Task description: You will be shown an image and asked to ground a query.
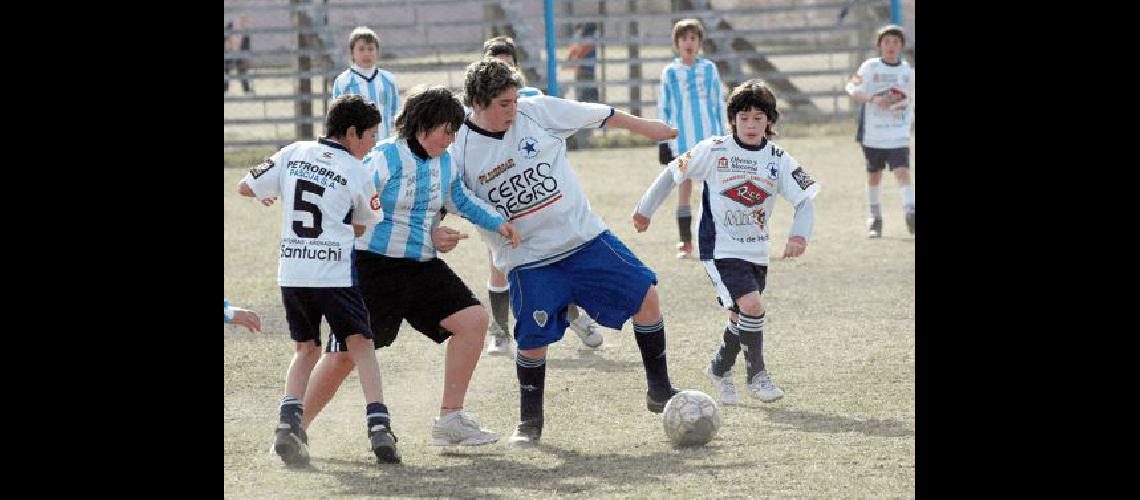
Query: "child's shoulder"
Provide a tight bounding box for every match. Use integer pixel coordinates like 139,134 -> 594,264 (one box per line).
377,68 -> 398,81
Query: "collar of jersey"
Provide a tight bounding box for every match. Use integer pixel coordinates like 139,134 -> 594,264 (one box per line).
879,58 -> 903,67
733,134 -> 767,151
318,137 -> 351,153
407,135 -> 430,161
465,118 -> 506,140
350,65 -> 379,82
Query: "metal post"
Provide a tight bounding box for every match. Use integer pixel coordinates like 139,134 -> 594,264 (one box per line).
628,0 -> 641,117
293,0 -> 313,139
544,0 -> 559,97
891,0 -> 901,25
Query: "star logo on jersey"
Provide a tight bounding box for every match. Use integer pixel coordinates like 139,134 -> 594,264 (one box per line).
721,180 -> 770,208
370,193 -> 381,211
767,162 -> 778,180
518,137 -> 540,159
717,157 -> 729,170
533,310 -> 548,328
322,152 -> 334,160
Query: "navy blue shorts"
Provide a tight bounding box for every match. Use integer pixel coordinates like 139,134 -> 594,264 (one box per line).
862,146 -> 910,172
280,286 -> 374,346
702,258 -> 768,313
508,231 -> 657,350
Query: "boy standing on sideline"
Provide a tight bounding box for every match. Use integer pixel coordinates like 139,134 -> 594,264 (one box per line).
656,19 -> 730,258
634,80 -> 820,405
333,27 -> 400,142
237,95 -> 400,465
845,24 -> 915,237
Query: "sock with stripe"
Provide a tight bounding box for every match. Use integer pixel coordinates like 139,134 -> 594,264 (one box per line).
709,322 -> 741,376
633,319 -> 673,399
488,283 -> 511,335
737,313 -> 767,382
516,352 -> 546,423
366,402 -> 391,433
279,396 -> 303,428
677,206 -> 693,244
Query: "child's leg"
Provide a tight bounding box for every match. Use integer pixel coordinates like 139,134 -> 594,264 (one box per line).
867,171 -> 883,220
709,313 -> 742,376
345,333 -> 399,463
632,286 -> 676,405
301,352 -> 356,429
734,292 -> 767,382
282,341 -> 322,425
676,179 -> 693,256
516,345 -> 549,425
893,167 -> 914,213
487,250 -> 511,337
438,305 -> 490,414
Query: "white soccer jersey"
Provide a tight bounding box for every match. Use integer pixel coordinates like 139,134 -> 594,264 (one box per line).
845,57 -> 915,148
242,138 -> 382,287
332,65 -> 400,141
657,57 -> 730,156
453,95 -> 614,273
358,137 -> 505,261
670,135 -> 820,264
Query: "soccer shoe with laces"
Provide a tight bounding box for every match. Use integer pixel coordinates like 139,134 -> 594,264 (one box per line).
867,217 -> 883,238
485,329 -> 512,356
430,411 -> 500,446
647,387 -> 681,413
747,370 -> 785,403
705,365 -> 739,405
508,418 -> 543,446
905,212 -> 915,235
369,423 -> 401,464
274,422 -> 310,466
676,241 -> 693,259
569,316 -> 604,348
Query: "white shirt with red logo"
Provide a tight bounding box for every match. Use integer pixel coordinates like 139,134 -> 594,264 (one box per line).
452,96 -> 614,273
241,138 -> 382,287
845,57 -> 915,148
670,135 -> 820,264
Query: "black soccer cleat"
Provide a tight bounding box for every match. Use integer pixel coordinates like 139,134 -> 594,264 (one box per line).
647,387 -> 681,413
369,424 -> 401,464
274,423 -> 310,467
508,418 -> 543,446
905,212 -> 915,235
867,217 -> 883,238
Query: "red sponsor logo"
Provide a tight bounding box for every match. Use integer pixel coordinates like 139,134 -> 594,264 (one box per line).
370,193 -> 381,211
717,157 -> 729,170
721,180 -> 770,208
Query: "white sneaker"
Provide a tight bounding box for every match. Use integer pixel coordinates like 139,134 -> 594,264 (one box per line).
485,332 -> 512,356
430,411 -> 500,446
747,370 -> 785,402
705,366 -> 739,405
570,316 -> 603,348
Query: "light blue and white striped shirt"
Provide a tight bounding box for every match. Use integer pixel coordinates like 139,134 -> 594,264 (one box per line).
332,65 -> 400,141
357,137 -> 505,261
657,57 -> 730,156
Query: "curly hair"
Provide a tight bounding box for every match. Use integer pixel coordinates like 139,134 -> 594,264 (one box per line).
727,79 -> 780,137
325,94 -> 382,139
463,59 -> 523,109
394,85 -> 464,141
483,36 -> 519,65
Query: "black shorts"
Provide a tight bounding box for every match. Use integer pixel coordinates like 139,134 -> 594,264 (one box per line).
327,251 -> 481,352
862,146 -> 910,172
702,258 -> 768,313
280,286 -> 374,346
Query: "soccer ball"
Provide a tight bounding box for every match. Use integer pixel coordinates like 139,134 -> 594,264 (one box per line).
662,390 -> 720,447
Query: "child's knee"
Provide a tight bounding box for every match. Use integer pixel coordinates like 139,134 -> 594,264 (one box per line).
295,341 -> 321,360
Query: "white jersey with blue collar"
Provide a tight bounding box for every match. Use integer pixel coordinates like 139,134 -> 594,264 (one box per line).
453,95 -> 614,273
357,137 -> 505,261
332,65 -> 400,141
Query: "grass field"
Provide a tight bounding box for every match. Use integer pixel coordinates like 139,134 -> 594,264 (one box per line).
224,134 -> 915,498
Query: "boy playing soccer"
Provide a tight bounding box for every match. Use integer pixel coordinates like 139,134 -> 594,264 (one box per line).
237,94 -> 399,465
845,24 -> 915,237
332,26 -> 400,142
656,18 -> 730,258
454,59 -> 683,445
634,80 -> 820,405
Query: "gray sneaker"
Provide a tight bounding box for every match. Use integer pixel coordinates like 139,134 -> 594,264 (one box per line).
705,365 -> 739,406
867,217 -> 883,238
485,326 -> 512,356
747,370 -> 785,403
905,212 -> 915,235
431,411 -> 500,446
569,316 -> 603,348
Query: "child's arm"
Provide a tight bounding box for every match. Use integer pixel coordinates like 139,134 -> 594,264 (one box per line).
605,110 -> 678,142
632,167 -> 679,232
782,198 -> 814,259
845,60 -> 872,102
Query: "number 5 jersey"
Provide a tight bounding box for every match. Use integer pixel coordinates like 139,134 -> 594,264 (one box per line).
241,137 -> 383,287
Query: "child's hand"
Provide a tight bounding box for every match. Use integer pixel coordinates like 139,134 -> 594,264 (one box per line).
498,222 -> 520,248
642,120 -> 679,142
432,226 -> 468,253
632,212 -> 651,233
230,307 -> 262,333
782,236 -> 807,259
260,196 -> 277,206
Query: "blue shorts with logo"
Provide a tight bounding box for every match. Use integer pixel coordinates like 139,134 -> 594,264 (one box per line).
507,230 -> 657,350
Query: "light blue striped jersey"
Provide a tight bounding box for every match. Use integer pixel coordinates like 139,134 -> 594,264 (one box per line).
332,65 -> 400,141
357,137 -> 505,261
657,57 -> 730,156
518,86 -> 543,97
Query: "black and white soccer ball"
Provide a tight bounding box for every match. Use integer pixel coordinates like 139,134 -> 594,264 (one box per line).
662,390 -> 720,447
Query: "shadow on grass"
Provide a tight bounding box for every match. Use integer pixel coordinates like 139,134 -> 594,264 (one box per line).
757,406 -> 913,438
309,440 -> 744,497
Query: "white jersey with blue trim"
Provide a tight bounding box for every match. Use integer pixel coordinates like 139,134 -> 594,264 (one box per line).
670,135 -> 820,265
242,138 -> 382,287
453,95 -> 614,273
845,57 -> 915,148
332,65 -> 400,141
657,57 -> 730,156
357,137 -> 506,261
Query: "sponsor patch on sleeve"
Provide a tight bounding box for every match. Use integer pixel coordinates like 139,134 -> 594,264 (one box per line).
370,193 -> 381,211
791,167 -> 816,190
249,158 -> 275,179
676,150 -> 693,175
